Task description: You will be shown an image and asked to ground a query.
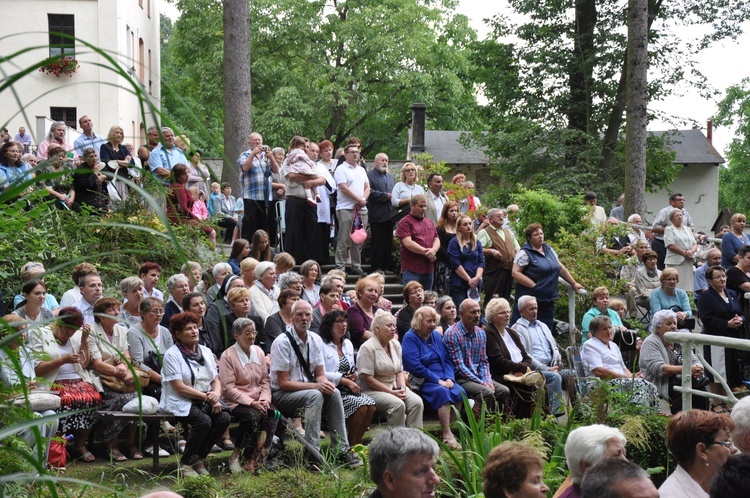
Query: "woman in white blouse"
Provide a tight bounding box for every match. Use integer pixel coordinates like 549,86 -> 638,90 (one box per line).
664,208 -> 697,292
161,312 -> 230,477
248,262 -> 280,322
357,310 -> 424,428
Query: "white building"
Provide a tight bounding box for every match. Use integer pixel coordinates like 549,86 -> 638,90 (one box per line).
0,0 -> 161,149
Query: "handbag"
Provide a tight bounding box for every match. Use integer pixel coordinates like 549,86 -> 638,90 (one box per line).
144,350 -> 163,374
390,204 -> 410,223
12,390 -> 61,411
503,370 -> 545,389
99,366 -> 151,393
350,207 -> 367,245
613,329 -> 639,351
48,438 -> 68,469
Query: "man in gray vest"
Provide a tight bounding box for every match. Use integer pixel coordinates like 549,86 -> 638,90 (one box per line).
477,208 -> 520,306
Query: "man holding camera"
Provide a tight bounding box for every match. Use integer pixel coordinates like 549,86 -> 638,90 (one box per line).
238,132 -> 279,240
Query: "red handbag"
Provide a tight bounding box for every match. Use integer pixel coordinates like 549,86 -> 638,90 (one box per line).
48,438 -> 68,469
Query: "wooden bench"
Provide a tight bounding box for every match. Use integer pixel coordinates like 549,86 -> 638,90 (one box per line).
96,411 -> 178,471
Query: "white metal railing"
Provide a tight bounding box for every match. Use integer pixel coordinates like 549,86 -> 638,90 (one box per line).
664,331 -> 750,409
559,278 -> 587,337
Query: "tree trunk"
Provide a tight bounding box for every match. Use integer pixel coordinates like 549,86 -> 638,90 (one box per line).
624,0 -> 648,218
598,0 -> 663,173
568,0 -> 597,134
222,0 -> 251,191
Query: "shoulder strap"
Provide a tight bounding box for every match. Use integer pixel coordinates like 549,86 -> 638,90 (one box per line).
283,330 -> 315,382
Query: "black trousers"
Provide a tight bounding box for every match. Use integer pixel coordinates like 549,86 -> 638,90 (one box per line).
284,197 -> 317,264
652,238 -> 667,270
483,267 -> 514,308
178,404 -> 230,465
369,220 -> 394,271
218,217 -> 237,244
316,222 -> 332,266
242,199 -> 269,241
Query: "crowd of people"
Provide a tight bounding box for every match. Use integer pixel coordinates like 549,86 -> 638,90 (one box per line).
3,125 -> 750,495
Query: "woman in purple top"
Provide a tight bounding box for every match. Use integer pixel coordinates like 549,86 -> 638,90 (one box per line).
346,277 -> 380,349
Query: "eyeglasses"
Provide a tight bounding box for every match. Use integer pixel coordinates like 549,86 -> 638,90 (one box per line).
711,275 -> 727,281
496,310 -> 511,315
334,319 -> 347,324
149,309 -> 165,315
709,440 -> 734,449
404,169 -> 416,173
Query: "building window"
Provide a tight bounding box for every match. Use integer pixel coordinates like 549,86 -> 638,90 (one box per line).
138,38 -> 145,84
148,49 -> 152,94
48,14 -> 75,58
50,107 -> 77,128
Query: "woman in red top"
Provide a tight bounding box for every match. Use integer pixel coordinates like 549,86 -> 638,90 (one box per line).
167,163 -> 217,246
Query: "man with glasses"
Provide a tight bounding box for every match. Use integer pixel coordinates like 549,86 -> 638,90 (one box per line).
334,144 -> 370,276
270,300 -> 362,469
443,299 -> 509,413
478,208 -> 520,304
651,193 -> 695,270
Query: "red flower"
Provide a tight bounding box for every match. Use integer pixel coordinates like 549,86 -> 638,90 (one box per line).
39,57 -> 79,78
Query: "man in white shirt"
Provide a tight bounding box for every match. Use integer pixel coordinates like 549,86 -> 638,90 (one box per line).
334,144 -> 370,276
512,296 -> 567,414
75,274 -> 103,325
73,115 -> 106,158
270,300 -> 362,468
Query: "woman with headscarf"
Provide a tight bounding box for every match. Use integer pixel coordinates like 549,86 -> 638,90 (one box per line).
28,307 -> 102,462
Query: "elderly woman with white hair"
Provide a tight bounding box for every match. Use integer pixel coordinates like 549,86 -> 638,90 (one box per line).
552,424 -> 627,498
639,309 -> 708,414
119,277 -> 145,328
731,396 -> 750,453
160,274 -> 191,328
358,309 -> 424,429
248,262 -> 280,322
402,306 -> 465,449
664,208 -> 697,292
219,318 -> 278,474
205,262 -> 233,307
582,315 -> 660,410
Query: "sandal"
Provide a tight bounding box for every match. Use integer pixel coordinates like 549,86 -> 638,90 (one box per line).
108,448 -> 127,462
74,448 -> 96,462
128,447 -> 144,460
442,438 -> 462,451
711,403 -> 731,414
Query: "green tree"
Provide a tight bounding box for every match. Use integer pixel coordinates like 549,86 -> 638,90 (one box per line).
469,0 -> 747,206
161,0 -> 482,159
716,78 -> 750,213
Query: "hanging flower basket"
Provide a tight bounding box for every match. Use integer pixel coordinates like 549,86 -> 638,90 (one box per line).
39,57 -> 79,78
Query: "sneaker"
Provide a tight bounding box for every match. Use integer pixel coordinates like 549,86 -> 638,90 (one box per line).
337,450 -> 363,469
144,446 -> 170,457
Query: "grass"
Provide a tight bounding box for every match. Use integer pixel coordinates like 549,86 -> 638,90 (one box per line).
30,418 -> 450,498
